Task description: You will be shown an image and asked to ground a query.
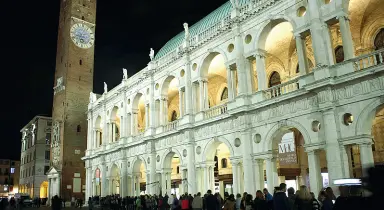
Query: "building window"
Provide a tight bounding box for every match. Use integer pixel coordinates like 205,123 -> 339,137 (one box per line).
45,151 -> 50,160
269,71 -> 281,87
335,45 -> 345,63
46,133 -> 51,145
79,59 -> 83,65
10,168 -> 15,174
171,111 -> 177,122
77,125 -> 81,133
221,87 -> 228,101
81,16 -> 85,20
221,158 -> 228,168
374,28 -> 384,50
44,166 -> 50,174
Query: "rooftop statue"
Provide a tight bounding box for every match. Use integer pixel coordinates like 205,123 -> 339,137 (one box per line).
184,23 -> 190,39
123,68 -> 128,80
104,82 -> 108,93
230,0 -> 240,9
149,48 -> 155,61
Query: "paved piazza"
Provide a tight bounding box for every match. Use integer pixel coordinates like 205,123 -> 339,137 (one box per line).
46,0 -> 384,201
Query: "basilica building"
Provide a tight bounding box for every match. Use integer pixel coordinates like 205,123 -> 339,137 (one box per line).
83,0 -> 384,199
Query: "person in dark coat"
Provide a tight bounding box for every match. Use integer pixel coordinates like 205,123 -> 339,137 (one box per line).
273,183 -> 291,210
205,190 -> 218,210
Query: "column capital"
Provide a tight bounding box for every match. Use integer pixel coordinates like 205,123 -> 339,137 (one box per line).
161,168 -> 172,173
201,161 -> 216,167
336,13 -> 350,22
255,49 -> 267,58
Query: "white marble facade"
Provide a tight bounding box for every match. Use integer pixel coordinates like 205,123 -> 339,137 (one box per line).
83,0 -> 384,199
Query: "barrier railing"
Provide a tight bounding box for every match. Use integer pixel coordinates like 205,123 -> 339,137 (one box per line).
353,49 -> 384,71
204,103 -> 228,119
263,78 -> 299,99
164,120 -> 179,132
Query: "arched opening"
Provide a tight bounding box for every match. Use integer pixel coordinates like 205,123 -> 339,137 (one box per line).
204,139 -> 234,195
95,116 -> 103,147
374,29 -> 384,50
220,87 -> 228,102
39,181 -> 48,198
159,76 -> 185,125
163,151 -> 182,196
94,168 -> 101,196
335,45 -> 345,63
265,127 -> 328,195
110,106 -> 121,142
269,71 -> 281,87
257,20 -> 305,90
351,104 -> 384,178
110,164 -> 120,195
132,93 -> 146,134
200,53 -> 229,111
132,159 -> 146,195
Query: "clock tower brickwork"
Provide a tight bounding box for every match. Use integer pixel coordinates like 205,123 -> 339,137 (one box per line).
50,0 -> 96,199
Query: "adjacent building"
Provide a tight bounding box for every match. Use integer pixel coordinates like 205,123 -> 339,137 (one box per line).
0,159 -> 20,197
19,116 -> 51,198
82,0 -> 384,199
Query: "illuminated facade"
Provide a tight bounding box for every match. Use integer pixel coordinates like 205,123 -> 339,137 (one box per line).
19,116 -> 51,198
83,0 -> 384,199
0,159 -> 20,197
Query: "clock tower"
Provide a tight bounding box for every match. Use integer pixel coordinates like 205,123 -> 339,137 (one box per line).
47,0 -> 96,200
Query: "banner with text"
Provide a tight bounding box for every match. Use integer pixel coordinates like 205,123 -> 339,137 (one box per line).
278,132 -> 297,165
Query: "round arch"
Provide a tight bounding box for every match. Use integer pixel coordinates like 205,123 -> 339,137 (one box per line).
94,116 -> 102,128
202,137 -> 235,162
262,120 -> 312,151
160,75 -> 178,96
110,106 -> 120,120
198,51 -> 228,78
109,163 -> 121,178
132,92 -> 144,109
161,148 -> 184,169
355,97 -> 384,135
255,17 -> 297,51
131,156 -> 147,173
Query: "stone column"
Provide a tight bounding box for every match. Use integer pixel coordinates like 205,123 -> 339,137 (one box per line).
234,28 -> 248,95
338,15 -> 355,60
149,79 -> 156,129
95,129 -> 100,147
159,97 -> 164,126
164,99 -> 169,124
265,157 -> 278,193
307,150 -> 323,195
121,161 -> 128,197
145,104 -> 149,129
57,176 -> 61,197
340,145 -> 352,178
187,143 -> 197,194
47,178 -> 51,205
135,174 -> 141,196
87,116 -> 92,150
241,131 -> 255,194
184,58 -> 193,115
323,109 -> 349,186
203,165 -> 209,193
199,80 -> 209,111
359,142 -> 375,177
295,33 -> 309,75
231,160 -> 240,195
86,168 -> 92,201
209,166 -> 215,191
130,175 -> 135,196
253,159 -> 264,192
166,171 -> 172,195
307,0 -> 333,66
180,169 -> 186,194
179,89 -> 184,117
112,122 -> 116,142
161,172 -> 167,196
150,153 -> 157,194
226,65 -> 235,100
101,164 -> 107,197
255,51 -> 267,90
131,109 -> 138,135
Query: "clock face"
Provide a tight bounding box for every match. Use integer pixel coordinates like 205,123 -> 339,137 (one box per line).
70,23 -> 95,49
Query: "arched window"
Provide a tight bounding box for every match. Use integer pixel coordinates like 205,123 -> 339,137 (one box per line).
269,71 -> 281,87
221,87 -> 228,101
221,158 -> 228,168
76,125 -> 81,133
171,111 -> 177,122
335,46 -> 345,63
374,28 -> 384,50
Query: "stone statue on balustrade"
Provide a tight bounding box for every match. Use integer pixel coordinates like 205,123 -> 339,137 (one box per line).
104,82 -> 108,93
123,68 -> 128,80
149,48 -> 155,61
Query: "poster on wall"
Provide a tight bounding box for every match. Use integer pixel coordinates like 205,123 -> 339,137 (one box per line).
278,132 -> 298,165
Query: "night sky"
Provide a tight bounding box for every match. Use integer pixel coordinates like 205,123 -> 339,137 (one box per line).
0,0 -> 228,160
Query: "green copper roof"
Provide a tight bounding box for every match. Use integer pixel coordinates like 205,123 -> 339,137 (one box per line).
155,0 -> 250,60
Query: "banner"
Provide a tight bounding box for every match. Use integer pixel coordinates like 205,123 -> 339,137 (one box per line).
278,132 -> 297,165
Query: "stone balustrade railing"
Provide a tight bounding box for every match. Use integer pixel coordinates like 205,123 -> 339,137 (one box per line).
204,103 -> 228,119
263,78 -> 300,99
354,49 -> 384,71
164,120 -> 179,132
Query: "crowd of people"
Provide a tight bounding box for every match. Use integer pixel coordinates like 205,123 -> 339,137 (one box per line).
87,182 -> 376,210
